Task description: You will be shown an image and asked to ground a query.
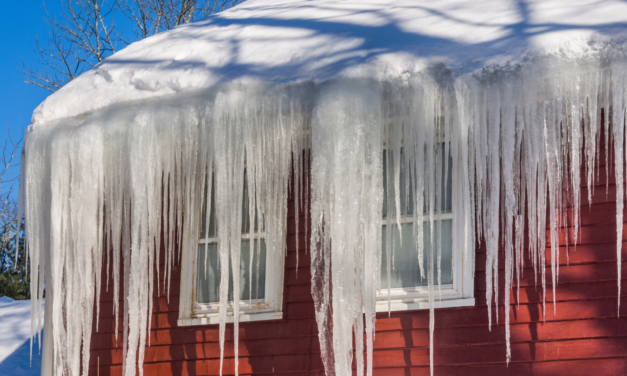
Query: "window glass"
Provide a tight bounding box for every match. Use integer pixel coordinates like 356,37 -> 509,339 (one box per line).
196,240 -> 267,303
381,149 -> 453,289
196,172 -> 267,304
382,151 -> 453,216
381,220 -> 453,289
199,175 -> 216,239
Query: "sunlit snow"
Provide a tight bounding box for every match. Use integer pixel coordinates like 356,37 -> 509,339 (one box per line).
0,297 -> 43,375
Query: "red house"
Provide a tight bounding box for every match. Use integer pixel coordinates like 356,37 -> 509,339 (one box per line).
22,1 -> 627,376
90,134 -> 627,376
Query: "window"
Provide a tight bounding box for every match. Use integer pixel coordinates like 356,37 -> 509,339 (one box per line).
376,149 -> 475,311
178,148 -> 473,325
178,172 -> 284,326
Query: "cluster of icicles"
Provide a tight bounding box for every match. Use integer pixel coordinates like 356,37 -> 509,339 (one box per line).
19,59 -> 627,376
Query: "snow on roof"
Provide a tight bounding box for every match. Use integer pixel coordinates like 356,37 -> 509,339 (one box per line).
0,297 -> 43,375
31,0 -> 627,126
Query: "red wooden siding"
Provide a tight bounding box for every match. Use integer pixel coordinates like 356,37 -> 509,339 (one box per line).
89,145 -> 627,376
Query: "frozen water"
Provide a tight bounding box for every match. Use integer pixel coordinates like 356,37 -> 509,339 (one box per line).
19,14 -> 627,376
22,62 -> 627,375
22,85 -> 309,376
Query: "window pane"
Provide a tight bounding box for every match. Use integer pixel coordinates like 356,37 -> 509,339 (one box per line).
196,240 -> 267,304
197,169 -> 267,305
241,171 -> 260,234
381,219 -> 453,289
382,150 -> 452,217
199,174 -> 217,239
197,243 -> 220,303
240,239 -> 266,301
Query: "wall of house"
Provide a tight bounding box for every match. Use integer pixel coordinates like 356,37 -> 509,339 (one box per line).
89,142 -> 627,376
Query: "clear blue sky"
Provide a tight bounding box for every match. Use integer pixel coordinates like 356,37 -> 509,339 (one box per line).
0,1 -> 66,196
0,2 -> 64,144
0,1 -> 138,194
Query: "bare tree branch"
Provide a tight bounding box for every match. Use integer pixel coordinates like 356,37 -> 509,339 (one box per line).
0,128 -> 24,280
0,128 -> 27,299
21,0 -> 121,92
23,0 -> 246,93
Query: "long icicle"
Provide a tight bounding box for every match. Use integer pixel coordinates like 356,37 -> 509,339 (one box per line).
21,61 -> 627,376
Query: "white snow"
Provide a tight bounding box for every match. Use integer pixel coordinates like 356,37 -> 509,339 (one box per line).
30,0 -> 627,127
20,1 -> 627,376
0,297 -> 44,375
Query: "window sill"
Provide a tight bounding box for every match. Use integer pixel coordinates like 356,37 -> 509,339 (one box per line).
178,311 -> 283,326
375,296 -> 475,312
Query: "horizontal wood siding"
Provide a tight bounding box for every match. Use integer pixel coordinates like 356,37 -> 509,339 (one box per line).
89,149 -> 627,376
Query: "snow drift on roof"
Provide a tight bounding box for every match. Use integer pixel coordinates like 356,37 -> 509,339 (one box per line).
31,0 -> 627,126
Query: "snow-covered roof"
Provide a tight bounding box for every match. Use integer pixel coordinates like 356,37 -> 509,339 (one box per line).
32,0 -> 627,126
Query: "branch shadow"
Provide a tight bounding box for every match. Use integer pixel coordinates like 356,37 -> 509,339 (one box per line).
43,0 -> 627,125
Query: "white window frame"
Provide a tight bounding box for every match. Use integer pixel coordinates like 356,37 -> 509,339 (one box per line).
376,213 -> 475,312
178,178 -> 285,326
178,150 -> 473,323
375,156 -> 475,312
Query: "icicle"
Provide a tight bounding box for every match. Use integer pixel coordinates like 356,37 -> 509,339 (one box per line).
21,58 -> 627,376
500,79 -> 517,363
310,79 -> 383,376
611,64 -> 627,316
21,84 -> 308,376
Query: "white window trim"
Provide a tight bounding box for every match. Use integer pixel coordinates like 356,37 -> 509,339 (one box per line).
375,212 -> 475,312
179,153 -> 474,324
178,188 -> 285,327
179,232 -> 285,326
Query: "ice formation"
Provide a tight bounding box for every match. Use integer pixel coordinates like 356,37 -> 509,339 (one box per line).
17,0 -> 627,371
21,85 -> 309,376
21,56 -> 627,376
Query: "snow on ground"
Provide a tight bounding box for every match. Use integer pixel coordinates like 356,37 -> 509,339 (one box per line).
0,296 -> 43,375
31,0 -> 627,127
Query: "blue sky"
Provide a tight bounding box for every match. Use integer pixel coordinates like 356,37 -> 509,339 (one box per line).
0,2 -> 63,144
0,1 -> 66,196
0,1 -> 138,195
